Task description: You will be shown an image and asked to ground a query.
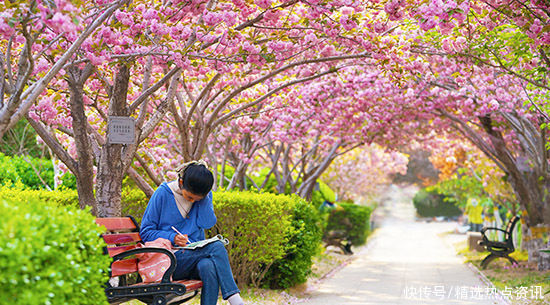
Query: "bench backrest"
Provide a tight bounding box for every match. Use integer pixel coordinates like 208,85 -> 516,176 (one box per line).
95,216 -> 141,277
504,215 -> 520,242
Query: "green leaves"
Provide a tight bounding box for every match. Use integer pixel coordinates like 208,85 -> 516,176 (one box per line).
263,198 -> 324,289
0,198 -> 110,305
208,190 -> 296,286
0,153 -> 77,190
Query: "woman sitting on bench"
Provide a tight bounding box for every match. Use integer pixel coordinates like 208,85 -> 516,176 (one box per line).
140,161 -> 244,305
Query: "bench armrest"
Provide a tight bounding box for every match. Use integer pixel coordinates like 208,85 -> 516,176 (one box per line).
480,227 -> 507,235
111,247 -> 177,284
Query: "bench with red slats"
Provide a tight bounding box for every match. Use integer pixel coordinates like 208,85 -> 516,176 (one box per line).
95,216 -> 202,305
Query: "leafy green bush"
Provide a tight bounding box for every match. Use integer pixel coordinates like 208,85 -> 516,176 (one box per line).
263,197 -> 324,289
0,198 -> 110,304
0,153 -> 76,190
126,186 -> 323,288
325,202 -> 373,246
412,188 -> 462,218
207,191 -> 295,287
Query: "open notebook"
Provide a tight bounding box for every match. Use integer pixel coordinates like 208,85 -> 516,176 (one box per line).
174,234 -> 229,250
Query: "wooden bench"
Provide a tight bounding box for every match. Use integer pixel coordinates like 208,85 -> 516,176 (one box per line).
95,216 -> 202,305
478,215 -> 520,269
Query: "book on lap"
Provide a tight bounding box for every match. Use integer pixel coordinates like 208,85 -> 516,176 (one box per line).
174,234 -> 229,250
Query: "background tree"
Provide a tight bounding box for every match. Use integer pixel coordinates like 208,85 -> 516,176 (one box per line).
0,0 -> 129,137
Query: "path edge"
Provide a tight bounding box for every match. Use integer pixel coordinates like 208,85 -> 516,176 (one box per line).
466,262 -> 512,305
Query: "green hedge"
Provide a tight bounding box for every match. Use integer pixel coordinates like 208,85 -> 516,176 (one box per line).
412,188 -> 462,218
325,202 -> 373,246
0,182 -> 149,220
123,188 -> 324,288
208,191 -> 295,287
263,197 -> 324,289
0,184 -> 79,207
0,198 -> 110,304
0,184 -> 326,290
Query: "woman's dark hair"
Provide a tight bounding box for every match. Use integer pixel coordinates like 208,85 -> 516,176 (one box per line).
179,164 -> 214,197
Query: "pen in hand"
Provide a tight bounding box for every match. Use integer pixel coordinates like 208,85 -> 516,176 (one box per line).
171,226 -> 189,246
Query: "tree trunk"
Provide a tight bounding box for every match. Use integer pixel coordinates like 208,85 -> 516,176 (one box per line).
298,141 -> 342,200
95,166 -> 124,217
127,167 -> 155,198
95,64 -> 130,217
227,161 -> 247,190
477,116 -> 547,262
66,64 -> 98,214
445,111 -> 548,262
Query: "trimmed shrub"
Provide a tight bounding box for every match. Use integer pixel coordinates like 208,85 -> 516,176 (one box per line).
325,202 -> 373,246
412,188 -> 462,218
0,183 -> 79,207
207,191 -> 295,287
0,198 -> 110,304
0,182 -> 151,221
263,197 -> 324,289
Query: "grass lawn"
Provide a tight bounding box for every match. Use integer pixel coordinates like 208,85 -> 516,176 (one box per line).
453,238 -> 549,305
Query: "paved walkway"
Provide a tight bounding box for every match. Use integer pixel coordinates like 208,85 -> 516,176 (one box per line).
301,185 -> 504,305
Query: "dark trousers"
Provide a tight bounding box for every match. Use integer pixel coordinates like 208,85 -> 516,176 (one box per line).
173,241 -> 239,305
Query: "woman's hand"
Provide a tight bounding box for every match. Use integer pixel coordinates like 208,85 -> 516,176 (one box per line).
174,234 -> 189,247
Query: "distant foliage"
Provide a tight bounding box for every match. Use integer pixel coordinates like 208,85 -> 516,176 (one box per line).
0,120 -> 44,158
0,153 -> 76,190
120,181 -> 150,223
249,167 -> 278,194
263,197 -> 324,289
412,188 -> 462,218
325,202 -> 373,246
0,198 -> 110,305
311,180 -> 337,208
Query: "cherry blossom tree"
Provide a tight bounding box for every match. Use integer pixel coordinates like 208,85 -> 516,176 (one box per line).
129,0 -> 399,193
5,0 -> 374,215
0,0 -> 130,138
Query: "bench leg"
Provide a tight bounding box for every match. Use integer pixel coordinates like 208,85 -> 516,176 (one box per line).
480,253 -> 498,269
505,255 -> 518,266
341,243 -> 353,255
150,295 -> 167,305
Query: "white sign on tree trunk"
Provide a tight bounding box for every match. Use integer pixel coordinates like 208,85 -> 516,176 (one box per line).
108,116 -> 135,144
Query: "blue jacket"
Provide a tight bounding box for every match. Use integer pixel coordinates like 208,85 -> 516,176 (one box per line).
140,182 -> 217,245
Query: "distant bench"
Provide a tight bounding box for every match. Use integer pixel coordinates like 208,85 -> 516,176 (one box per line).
478,215 -> 520,269
323,230 -> 353,255
95,217 -> 202,305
